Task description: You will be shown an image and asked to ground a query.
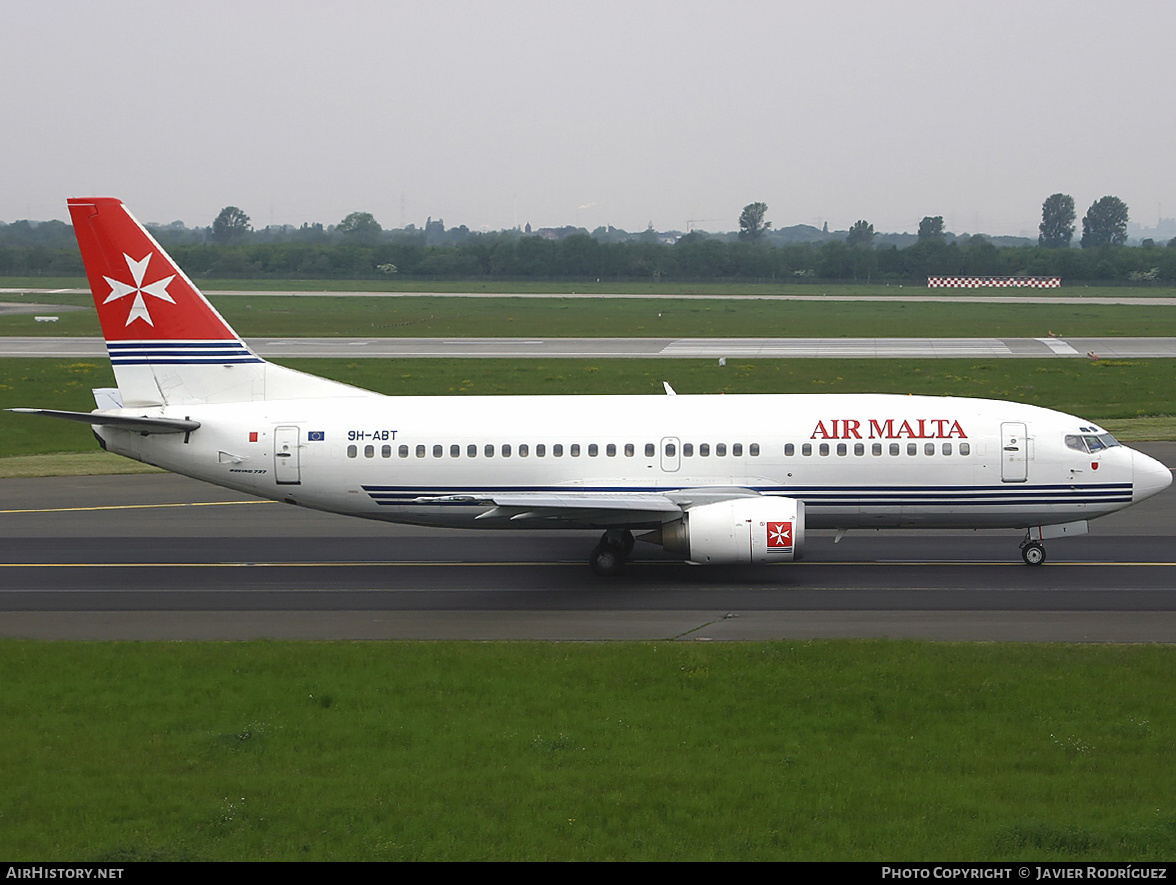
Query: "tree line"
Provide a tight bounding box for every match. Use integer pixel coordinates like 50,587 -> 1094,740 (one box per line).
2,197 -> 1173,284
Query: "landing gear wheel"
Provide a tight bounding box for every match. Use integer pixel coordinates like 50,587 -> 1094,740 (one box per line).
589,530 -> 631,576
590,543 -> 624,576
1021,541 -> 1046,566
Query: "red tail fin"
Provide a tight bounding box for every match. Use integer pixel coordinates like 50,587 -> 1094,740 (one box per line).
67,197 -> 368,407
68,198 -> 239,342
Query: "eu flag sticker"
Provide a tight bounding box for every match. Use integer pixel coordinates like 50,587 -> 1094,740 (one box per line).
308,431 -> 325,441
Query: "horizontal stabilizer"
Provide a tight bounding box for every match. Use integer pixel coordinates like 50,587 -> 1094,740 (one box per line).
7,408 -> 200,434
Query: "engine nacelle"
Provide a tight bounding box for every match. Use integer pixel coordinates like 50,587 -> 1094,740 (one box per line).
657,496 -> 805,564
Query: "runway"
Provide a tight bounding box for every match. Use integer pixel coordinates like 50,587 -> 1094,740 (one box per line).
2,443 -> 1173,642
4,335 -> 1176,359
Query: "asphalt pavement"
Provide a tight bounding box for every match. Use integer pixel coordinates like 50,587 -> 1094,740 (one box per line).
1,444 -> 1172,641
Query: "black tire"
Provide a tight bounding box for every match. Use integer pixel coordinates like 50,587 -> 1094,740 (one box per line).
1021,542 -> 1046,566
590,544 -> 624,576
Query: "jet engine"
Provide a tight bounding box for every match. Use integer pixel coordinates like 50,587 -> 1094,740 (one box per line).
653,496 -> 805,564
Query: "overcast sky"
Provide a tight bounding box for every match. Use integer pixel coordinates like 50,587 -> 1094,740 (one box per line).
4,0 -> 1173,236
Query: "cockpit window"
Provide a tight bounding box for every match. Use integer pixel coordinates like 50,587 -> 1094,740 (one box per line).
1065,432 -> 1120,453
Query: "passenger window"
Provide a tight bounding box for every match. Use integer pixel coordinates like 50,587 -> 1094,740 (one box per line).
433,444 -> 443,458
450,444 -> 460,458
960,443 -> 971,455
347,445 -> 357,458
416,445 -> 425,458
819,444 -> 829,456
571,444 -> 581,457
588,444 -> 598,457
750,444 -> 760,456
716,443 -> 727,456
664,443 -> 675,457
942,443 -> 952,455
645,443 -> 655,457
536,444 -> 546,457
467,444 -> 477,458
854,443 -> 864,456
700,443 -> 710,456
625,443 -> 634,457
382,445 -> 392,458
784,443 -> 795,456
907,443 -> 917,456
890,443 -> 900,456
606,444 -> 616,457
502,444 -> 511,457
925,443 -> 935,456
836,443 -> 847,456
364,445 -> 375,458
683,443 -> 694,457
872,443 -> 882,456
732,443 -> 742,456
553,444 -> 563,457
485,444 -> 494,457
519,444 -> 529,457
802,443 -> 812,456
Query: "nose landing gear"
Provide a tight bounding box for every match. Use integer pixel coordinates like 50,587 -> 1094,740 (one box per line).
1017,521 -> 1088,565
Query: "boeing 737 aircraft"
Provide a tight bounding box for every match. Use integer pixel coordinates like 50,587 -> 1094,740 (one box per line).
10,198 -> 1172,574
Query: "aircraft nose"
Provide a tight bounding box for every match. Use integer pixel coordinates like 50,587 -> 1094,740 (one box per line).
1132,448 -> 1173,503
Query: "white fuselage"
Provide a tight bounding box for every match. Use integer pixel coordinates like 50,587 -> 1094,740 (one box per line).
94,392 -> 1169,533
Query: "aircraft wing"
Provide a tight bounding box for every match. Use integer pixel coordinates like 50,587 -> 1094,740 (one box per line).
408,487 -> 763,528
408,490 -> 681,527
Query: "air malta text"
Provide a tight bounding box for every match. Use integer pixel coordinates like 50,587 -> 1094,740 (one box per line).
810,419 -> 968,440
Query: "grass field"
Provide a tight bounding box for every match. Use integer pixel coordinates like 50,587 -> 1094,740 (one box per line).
3,285 -> 1176,339
2,640 -> 1175,862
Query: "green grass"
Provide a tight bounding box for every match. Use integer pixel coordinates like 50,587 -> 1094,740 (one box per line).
0,359 -> 118,458
3,289 -> 1176,338
1101,415 -> 1176,440
0,451 -> 162,478
1,640 -> 1174,861
2,357 -> 1173,466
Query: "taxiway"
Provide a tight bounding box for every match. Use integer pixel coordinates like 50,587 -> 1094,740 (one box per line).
2,443 -> 1172,642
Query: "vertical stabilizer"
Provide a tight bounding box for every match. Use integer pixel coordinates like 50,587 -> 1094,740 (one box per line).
68,198 -> 367,406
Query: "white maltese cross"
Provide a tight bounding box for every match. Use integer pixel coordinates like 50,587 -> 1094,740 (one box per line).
767,522 -> 792,547
102,253 -> 176,326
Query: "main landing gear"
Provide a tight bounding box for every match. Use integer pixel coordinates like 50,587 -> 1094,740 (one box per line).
1020,537 -> 1047,566
589,529 -> 635,576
